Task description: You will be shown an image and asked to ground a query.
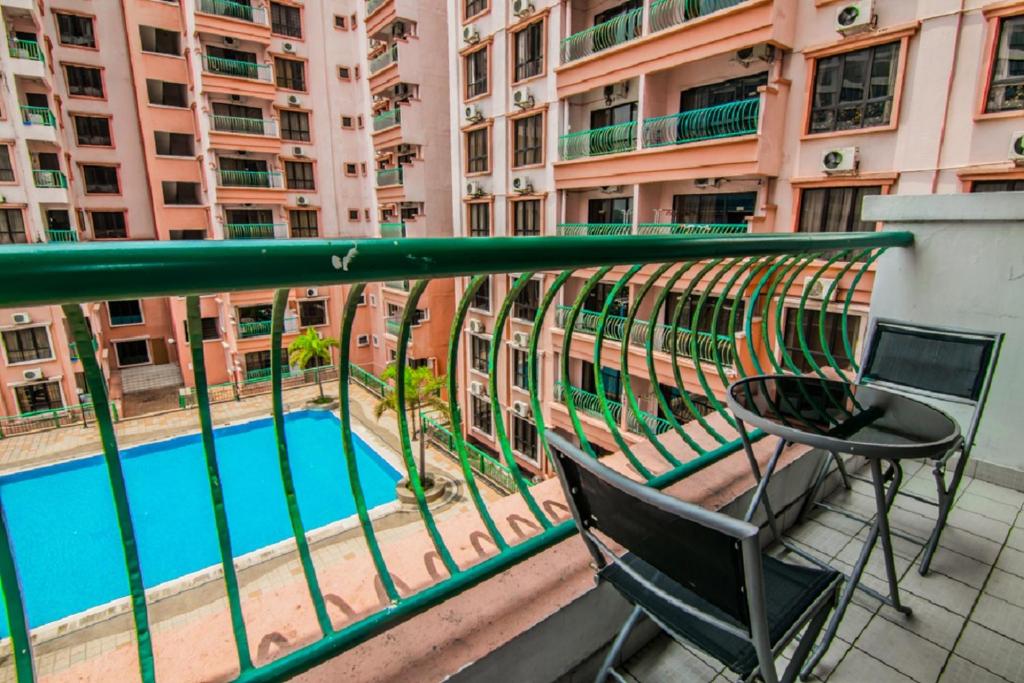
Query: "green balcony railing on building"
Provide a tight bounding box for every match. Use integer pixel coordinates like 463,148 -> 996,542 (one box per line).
556,223 -> 632,236
110,313 -> 144,326
350,364 -> 391,398
225,223 -> 282,239
210,114 -> 277,137
555,383 -> 623,424
642,97 -> 760,148
0,231 -> 912,683
68,338 -> 98,362
244,366 -> 294,383
0,403 -> 116,439
384,279 -> 411,291
561,6 -> 642,63
47,229 -> 79,243
559,120 -> 637,160
20,106 -> 55,127
369,44 -> 398,74
202,54 -> 272,82
217,169 -> 283,188
376,167 -> 403,187
197,0 -> 268,24
385,317 -> 401,336
380,222 -> 406,238
649,0 -> 749,33
238,320 -> 273,338
636,222 -> 748,236
422,415 -> 522,494
373,108 -> 401,131
33,169 -> 67,189
366,0 -> 389,16
8,38 -> 43,62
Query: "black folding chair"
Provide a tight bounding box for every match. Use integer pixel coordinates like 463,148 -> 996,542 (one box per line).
547,433 -> 841,683
803,319 -> 1002,575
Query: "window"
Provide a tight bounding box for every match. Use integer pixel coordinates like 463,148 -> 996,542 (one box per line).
3,327 -> 52,363
971,179 -> 1024,192
65,65 -> 104,97
783,308 -> 861,373
280,110 -> 310,141
341,115 -> 354,129
108,300 -> 143,325
115,339 -> 150,366
472,276 -> 490,310
511,199 -> 541,236
513,279 -> 540,320
511,348 -> 529,390
275,57 -> 306,91
344,163 -> 358,176
289,209 -> 318,237
271,2 -> 302,38
348,209 -> 359,221
139,26 -> 180,55
47,210 -> 72,232
465,47 -> 488,99
73,115 -> 111,146
470,335 -> 490,372
680,72 -> 768,110
91,211 -> 128,238
334,15 -> 347,29
511,415 -> 537,461
169,229 -> 207,240
0,146 -> 13,182
468,202 -> 490,237
56,13 -> 95,48
512,114 -> 543,167
299,300 -> 327,327
587,197 -> 632,224
513,20 -> 543,82
0,210 -> 26,244
162,181 -> 202,205
669,292 -> 743,337
146,79 -> 187,107
797,186 -> 882,233
671,191 -> 756,225
470,395 -> 491,434
338,66 -> 351,79
987,16 -> 1024,112
82,165 -> 119,194
595,0 -> 642,25
466,127 -> 489,174
465,0 -> 487,18
285,160 -> 314,190
154,131 -> 194,156
15,382 -> 63,414
810,42 -> 899,134
184,317 -> 220,341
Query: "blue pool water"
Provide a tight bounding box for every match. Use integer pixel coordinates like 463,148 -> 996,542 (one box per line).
0,411 -> 401,633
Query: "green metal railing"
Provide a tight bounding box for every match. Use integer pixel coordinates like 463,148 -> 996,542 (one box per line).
376,167 -> 403,187
422,415 -> 520,494
0,403 -> 118,439
561,7 -> 642,63
649,0 -> 748,32
643,97 -> 760,148
556,223 -> 632,236
202,54 -> 272,82
0,232 -> 912,683
47,229 -> 78,243
350,364 -> 391,398
217,169 -> 283,188
110,313 -> 143,326
366,0 -> 388,16
32,169 -> 67,189
559,120 -> 637,160
384,279 -> 411,291
197,0 -> 268,24
8,38 -> 43,62
210,114 -> 277,137
20,106 -> 55,127
225,223 -> 282,239
385,317 -> 401,336
373,108 -> 401,131
238,320 -> 273,337
369,44 -> 398,74
637,222 -> 748,236
380,222 -> 406,238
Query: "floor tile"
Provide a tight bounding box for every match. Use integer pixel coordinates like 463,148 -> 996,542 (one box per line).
926,547 -> 994,589
623,635 -> 719,683
982,569 -> 1024,610
1005,527 -> 1024,552
954,622 -> 1024,682
966,480 -> 1024,509
854,616 -> 947,682
787,520 -> 855,560
827,646 -> 916,683
939,526 -> 1003,566
956,492 -> 1021,525
947,509 -> 1012,544
876,588 -> 967,651
900,569 -> 980,616
993,546 -> 1024,579
939,655 -> 1010,683
969,593 -> 1024,646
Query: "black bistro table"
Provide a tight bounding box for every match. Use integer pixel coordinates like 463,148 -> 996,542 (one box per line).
726,374 -> 960,677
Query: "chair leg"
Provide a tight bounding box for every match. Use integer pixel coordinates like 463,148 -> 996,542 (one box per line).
920,453 -> 966,576
595,605 -> 644,683
784,597 -> 833,683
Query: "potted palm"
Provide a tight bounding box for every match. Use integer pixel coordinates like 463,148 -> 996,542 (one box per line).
288,328 -> 340,408
373,363 -> 447,488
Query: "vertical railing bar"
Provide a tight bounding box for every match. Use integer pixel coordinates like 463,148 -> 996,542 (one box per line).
61,304 -> 155,683
0,502 -> 34,682
743,254 -> 796,376
528,270 -> 575,469
270,288 -> 332,636
816,250 -> 872,382
761,254 -> 814,375
709,256 -> 764,379
185,296 -> 253,670
842,248 -> 887,373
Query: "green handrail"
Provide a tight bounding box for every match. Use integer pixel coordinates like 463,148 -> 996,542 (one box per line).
421,415 -> 521,493
33,169 -> 67,189
21,106 -> 55,126
238,320 -> 272,337
47,229 -> 78,243
369,44 -> 398,74
217,169 -> 282,188
244,366 -> 294,383
225,223 -> 282,239
380,222 -> 406,238
111,313 -> 143,325
649,0 -> 748,32
555,384 -> 623,425
350,364 -> 391,397
376,167 -> 403,187
373,108 -> 401,131
210,114 -> 276,136
636,223 -> 748,235
561,7 -> 642,63
556,223 -> 632,236
642,97 -> 760,148
197,0 -> 267,24
8,38 -> 43,62
202,54 -> 272,81
559,120 -> 637,160
385,317 -> 401,336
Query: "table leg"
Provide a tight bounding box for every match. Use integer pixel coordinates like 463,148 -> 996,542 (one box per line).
870,458 -> 910,615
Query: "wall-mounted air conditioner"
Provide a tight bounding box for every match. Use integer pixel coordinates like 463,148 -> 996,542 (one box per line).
512,88 -> 534,110
803,277 -> 836,302
821,147 -> 859,174
466,181 -> 485,197
511,331 -> 530,348
463,25 -> 480,44
469,381 -> 485,396
468,318 -> 485,334
305,287 -> 319,298
465,105 -> 484,123
1010,131 -> 1024,165
11,312 -> 31,325
512,176 -> 534,194
835,0 -> 875,35
22,368 -> 43,381
511,400 -> 530,417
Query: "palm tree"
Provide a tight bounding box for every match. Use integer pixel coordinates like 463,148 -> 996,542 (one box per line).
288,328 -> 340,402
373,363 -> 447,484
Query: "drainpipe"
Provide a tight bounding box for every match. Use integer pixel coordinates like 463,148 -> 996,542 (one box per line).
930,0 -> 966,194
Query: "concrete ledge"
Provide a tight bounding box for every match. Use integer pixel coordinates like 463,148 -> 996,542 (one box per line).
863,191 -> 1024,222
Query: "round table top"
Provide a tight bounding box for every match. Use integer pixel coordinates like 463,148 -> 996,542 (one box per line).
726,375 -> 961,460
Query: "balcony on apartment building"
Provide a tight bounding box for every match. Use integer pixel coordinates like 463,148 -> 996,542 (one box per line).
43,208 -> 79,244
207,97 -> 280,153
365,0 -> 419,36
4,11 -> 45,79
199,41 -> 275,98
221,207 -> 284,239
195,0 -> 271,43
214,155 -> 287,203
556,0 -> 794,96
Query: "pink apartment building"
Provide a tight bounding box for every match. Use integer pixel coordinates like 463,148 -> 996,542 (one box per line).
0,0 -> 455,425
448,0 -> 1024,481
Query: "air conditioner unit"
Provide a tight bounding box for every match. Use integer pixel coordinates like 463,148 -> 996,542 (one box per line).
511,400 -> 531,417
22,368 -> 43,381
512,176 -> 534,194
469,380 -> 485,396
465,104 -> 483,123
512,87 -> 534,109
296,196 -> 309,205
288,95 -> 300,105
230,94 -> 242,102
511,331 -> 530,348
835,0 -> 875,36
803,277 -> 836,302
1010,131 -> 1024,165
293,146 -> 305,156
468,318 -> 485,334
283,42 -> 295,53
397,143 -> 414,154
11,312 -> 31,325
600,185 -> 622,194
463,25 -> 480,44
821,146 -> 859,174
305,287 -> 319,298
733,44 -> 775,68
224,37 -> 236,46
512,0 -> 535,17
694,177 -> 720,189
466,181 -> 485,197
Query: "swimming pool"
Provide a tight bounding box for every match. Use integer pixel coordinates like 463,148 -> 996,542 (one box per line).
0,411 -> 402,634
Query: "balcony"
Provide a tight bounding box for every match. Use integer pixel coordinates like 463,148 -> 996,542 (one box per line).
559,121 -> 637,160
202,54 -> 271,82
369,44 -> 398,75
237,319 -> 272,338
560,7 -> 643,64
209,114 -> 276,137
385,317 -> 401,336
196,0 -> 268,25
216,169 -> 281,188
46,229 -> 79,243
384,279 -> 411,291
208,113 -> 279,153
32,169 -> 67,189
20,105 -> 54,127
8,37 -> 42,62
557,222 -> 748,237
195,0 -> 271,43
380,222 -> 406,238
224,222 -> 282,239
200,53 -> 275,98
373,108 -> 401,132
215,168 -> 287,203
366,0 -> 388,17
376,166 -> 403,188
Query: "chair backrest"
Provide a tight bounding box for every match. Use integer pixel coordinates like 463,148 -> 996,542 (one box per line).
547,432 -> 760,628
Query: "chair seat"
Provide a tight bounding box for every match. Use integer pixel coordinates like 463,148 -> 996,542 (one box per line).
600,552 -> 839,677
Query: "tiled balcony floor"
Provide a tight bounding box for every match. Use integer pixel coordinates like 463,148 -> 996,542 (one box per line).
620,460 -> 1024,683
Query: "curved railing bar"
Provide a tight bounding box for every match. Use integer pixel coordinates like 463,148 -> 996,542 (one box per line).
0,501 -> 33,682
695,256 -> 747,403
815,249 -> 873,382
726,255 -> 774,379
528,270 -> 576,470
843,248 -> 887,374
